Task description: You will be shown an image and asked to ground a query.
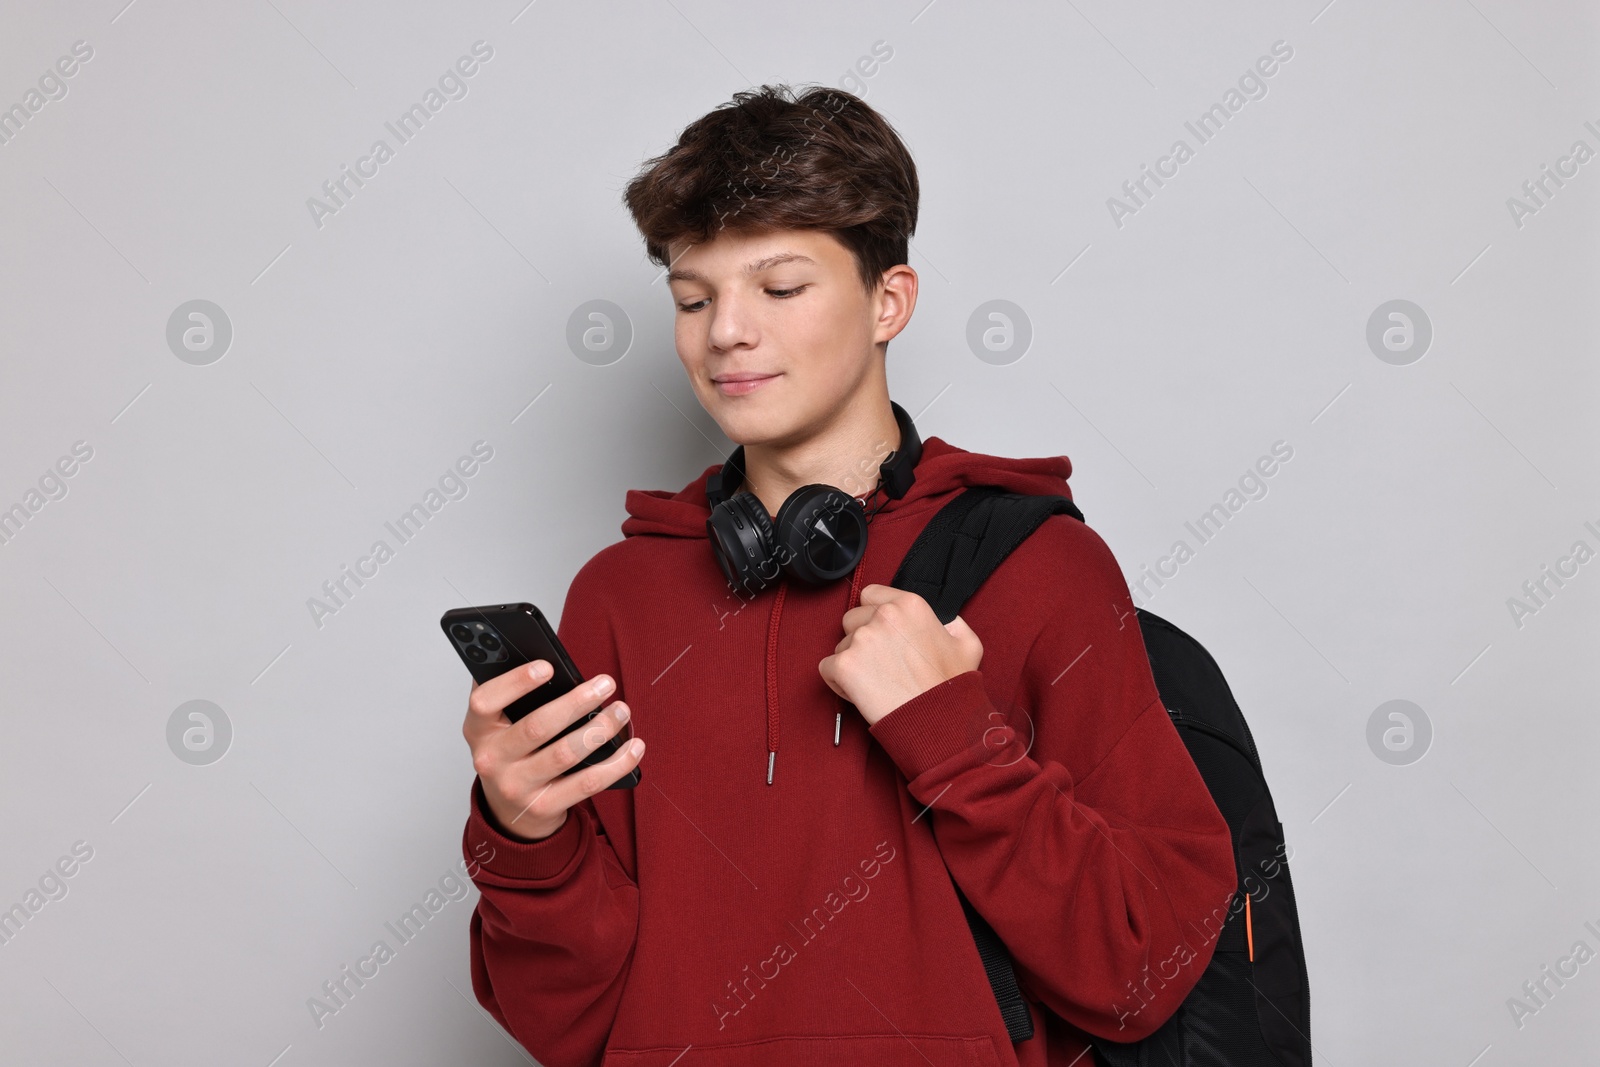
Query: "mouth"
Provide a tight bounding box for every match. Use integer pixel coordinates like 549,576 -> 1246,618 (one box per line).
711,372 -> 781,397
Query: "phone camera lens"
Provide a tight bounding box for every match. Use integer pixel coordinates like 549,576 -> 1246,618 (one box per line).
450,624 -> 473,643
478,632 -> 502,652
465,644 -> 487,663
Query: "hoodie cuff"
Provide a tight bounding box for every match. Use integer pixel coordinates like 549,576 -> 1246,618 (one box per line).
867,670 -> 994,782
464,778 -> 588,883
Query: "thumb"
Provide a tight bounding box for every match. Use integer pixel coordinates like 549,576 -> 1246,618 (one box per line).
945,615 -> 983,664
944,614 -> 977,641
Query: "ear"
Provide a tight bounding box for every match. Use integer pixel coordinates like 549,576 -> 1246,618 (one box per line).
872,264 -> 919,347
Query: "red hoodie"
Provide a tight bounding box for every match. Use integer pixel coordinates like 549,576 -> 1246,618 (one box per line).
462,434 -> 1237,1067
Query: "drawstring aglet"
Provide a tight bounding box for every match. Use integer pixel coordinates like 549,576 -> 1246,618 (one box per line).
766,750 -> 775,785
834,712 -> 842,745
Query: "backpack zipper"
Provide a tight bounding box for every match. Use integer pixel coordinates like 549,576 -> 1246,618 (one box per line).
1165,706 -> 1264,776
1170,704 -> 1311,1042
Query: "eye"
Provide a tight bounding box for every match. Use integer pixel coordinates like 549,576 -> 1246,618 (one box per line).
676,299 -> 709,313
767,285 -> 808,299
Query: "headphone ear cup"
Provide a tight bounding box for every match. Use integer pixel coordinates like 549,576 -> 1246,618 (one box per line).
772,486 -> 868,584
707,492 -> 781,594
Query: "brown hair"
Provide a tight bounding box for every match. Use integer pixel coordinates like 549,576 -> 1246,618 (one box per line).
622,84 -> 919,294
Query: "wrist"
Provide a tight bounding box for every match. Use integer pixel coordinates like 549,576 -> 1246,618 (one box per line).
482,784 -> 566,843
466,779 -> 588,882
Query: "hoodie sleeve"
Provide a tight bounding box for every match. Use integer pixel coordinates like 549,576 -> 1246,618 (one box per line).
462,554 -> 640,1067
866,516 -> 1237,1042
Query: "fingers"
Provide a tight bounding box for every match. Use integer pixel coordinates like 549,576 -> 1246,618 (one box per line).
541,730 -> 646,813
838,604 -> 873,636
499,673 -> 618,763
817,655 -> 847,700
856,583 -> 897,604
464,659 -> 555,738
492,705 -> 645,832
525,699 -> 640,792
840,591 -> 930,635
471,671 -> 618,782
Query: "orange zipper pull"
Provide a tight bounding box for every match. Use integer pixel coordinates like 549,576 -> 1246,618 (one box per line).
1245,893 -> 1254,962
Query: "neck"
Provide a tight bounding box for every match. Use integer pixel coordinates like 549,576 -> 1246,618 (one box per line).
736,386 -> 902,520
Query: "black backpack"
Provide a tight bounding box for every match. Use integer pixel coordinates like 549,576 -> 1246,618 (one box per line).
889,486 -> 1312,1066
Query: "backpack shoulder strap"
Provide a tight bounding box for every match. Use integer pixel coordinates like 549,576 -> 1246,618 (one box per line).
886,486 -> 1085,1043
891,487 -> 1084,624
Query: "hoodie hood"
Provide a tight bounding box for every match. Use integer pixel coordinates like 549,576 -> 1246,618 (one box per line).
620,434 -> 1075,539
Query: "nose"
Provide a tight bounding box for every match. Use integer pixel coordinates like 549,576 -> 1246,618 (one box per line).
706,289 -> 759,353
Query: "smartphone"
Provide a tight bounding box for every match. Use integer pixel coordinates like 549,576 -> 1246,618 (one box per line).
441,603 -> 640,789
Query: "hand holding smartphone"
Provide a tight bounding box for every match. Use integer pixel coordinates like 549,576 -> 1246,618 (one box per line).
446,603 -> 643,843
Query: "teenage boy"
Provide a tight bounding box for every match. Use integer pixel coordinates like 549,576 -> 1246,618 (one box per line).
460,85 -> 1236,1067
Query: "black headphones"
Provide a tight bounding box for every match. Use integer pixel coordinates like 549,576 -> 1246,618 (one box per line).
705,400 -> 923,595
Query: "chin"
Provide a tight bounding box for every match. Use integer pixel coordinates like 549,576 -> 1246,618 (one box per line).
708,397 -> 791,447
710,409 -> 773,447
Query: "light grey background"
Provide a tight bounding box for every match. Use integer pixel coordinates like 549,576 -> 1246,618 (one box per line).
1,1 -> 1595,1064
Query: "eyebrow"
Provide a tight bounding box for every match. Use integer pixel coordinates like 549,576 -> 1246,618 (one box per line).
666,252 -> 816,284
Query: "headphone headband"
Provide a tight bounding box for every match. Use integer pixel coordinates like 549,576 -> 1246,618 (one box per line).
706,400 -> 922,509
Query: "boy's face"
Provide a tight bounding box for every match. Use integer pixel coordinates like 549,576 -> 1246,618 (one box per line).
665,228 -> 913,449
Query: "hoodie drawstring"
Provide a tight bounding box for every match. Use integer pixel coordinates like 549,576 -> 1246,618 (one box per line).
764,579 -> 787,785
837,559 -> 868,748
765,560 -> 871,785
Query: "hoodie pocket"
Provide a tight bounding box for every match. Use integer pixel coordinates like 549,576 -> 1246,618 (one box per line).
602,1032 -> 1004,1067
